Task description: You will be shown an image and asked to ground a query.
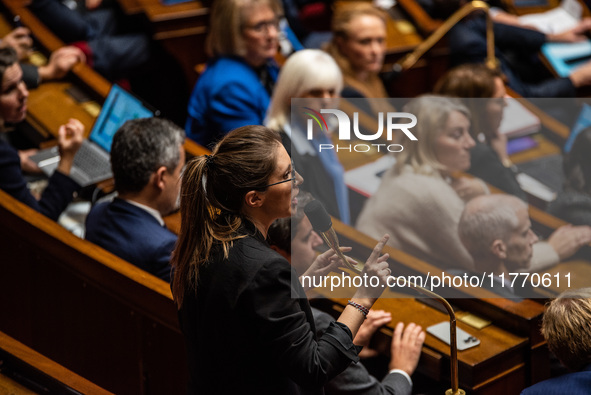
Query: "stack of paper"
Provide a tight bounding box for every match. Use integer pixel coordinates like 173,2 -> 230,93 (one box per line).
518,0 -> 581,34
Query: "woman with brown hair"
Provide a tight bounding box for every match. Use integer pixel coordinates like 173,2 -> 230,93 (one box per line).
172,125 -> 391,394
434,63 -> 527,200
0,47 -> 84,221
324,3 -> 388,99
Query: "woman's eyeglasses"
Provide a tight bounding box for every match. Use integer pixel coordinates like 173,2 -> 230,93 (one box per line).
243,17 -> 280,35
261,163 -> 297,188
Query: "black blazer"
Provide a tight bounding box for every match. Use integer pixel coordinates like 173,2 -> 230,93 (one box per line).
0,138 -> 79,221
177,221 -> 361,394
85,198 -> 176,282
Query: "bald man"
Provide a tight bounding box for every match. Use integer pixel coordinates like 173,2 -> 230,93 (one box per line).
458,194 -> 540,298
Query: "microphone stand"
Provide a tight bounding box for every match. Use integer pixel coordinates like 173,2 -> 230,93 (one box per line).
308,203 -> 464,393
338,259 -> 464,394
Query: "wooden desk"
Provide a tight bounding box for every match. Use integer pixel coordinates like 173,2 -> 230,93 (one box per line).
0,331 -> 113,394
396,0 -> 442,34
381,4 -> 450,96
114,0 -> 209,87
0,189 -> 187,394
25,81 -> 98,141
313,294 -> 529,395
2,0 -> 112,98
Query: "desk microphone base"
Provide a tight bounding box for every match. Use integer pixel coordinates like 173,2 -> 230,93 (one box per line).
446,389 -> 466,395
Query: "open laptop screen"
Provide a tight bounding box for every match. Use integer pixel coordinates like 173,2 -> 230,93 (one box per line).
90,84 -> 154,153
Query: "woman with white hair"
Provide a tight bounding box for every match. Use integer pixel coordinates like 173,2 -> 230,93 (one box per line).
266,49 -> 351,223
356,95 -> 578,272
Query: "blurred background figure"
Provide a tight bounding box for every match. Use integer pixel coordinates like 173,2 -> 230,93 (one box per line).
0,27 -> 33,61
186,0 -> 282,147
458,194 -> 539,299
430,0 -> 591,97
0,47 -> 83,221
356,95 -> 591,272
28,0 -> 189,125
548,127 -> 591,226
521,287 -> 591,394
324,2 -> 388,100
434,63 -> 527,201
1,28 -> 85,174
28,0 -> 150,81
357,95 -> 484,270
266,48 -> 351,223
0,27 -> 85,88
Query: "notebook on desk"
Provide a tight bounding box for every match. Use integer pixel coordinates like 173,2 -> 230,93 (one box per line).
541,40 -> 591,78
30,84 -> 156,187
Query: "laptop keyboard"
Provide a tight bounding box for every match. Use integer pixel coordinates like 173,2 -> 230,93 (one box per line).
73,142 -> 111,181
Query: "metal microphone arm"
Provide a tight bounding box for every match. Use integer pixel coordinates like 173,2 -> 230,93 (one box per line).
393,0 -> 498,74
342,257 -> 464,394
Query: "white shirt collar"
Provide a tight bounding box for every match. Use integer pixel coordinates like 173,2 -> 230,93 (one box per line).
124,199 -> 165,227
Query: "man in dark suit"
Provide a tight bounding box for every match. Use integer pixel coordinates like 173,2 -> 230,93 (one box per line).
85,118 -> 185,282
458,194 -> 539,299
521,287 -> 591,395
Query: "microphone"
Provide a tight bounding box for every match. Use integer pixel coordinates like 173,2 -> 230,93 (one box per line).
305,200 -> 464,395
304,200 -> 363,273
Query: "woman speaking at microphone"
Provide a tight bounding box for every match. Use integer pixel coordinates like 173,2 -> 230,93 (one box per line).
171,125 -> 391,394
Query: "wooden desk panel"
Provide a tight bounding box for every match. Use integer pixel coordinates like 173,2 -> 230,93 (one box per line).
0,190 -> 187,394
0,331 -> 113,394
26,82 -> 98,140
396,0 -> 442,34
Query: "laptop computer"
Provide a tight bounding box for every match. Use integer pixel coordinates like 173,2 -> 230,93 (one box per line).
31,84 -> 156,187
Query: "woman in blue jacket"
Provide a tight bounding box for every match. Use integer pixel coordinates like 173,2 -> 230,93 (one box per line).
185,0 -> 282,147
